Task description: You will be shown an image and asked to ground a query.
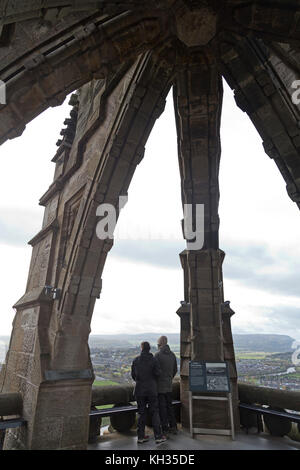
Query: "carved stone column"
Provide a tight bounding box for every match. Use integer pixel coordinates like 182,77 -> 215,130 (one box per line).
177,250 -> 191,428
174,56 -> 238,431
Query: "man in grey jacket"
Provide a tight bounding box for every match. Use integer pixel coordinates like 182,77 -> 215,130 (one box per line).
155,335 -> 178,435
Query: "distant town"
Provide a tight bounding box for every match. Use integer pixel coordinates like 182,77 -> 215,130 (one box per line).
90,346 -> 300,391
1,334 -> 299,391
237,351 -> 300,390
91,345 -> 180,386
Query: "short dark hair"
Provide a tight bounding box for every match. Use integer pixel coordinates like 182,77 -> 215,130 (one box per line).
141,341 -> 150,352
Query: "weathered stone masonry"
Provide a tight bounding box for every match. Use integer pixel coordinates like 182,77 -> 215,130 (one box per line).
1,0 -> 300,449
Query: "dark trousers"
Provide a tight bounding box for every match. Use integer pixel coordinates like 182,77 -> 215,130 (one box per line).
158,392 -> 177,432
136,395 -> 162,439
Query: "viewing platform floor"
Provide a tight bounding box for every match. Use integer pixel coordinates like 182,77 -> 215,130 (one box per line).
88,427 -> 300,451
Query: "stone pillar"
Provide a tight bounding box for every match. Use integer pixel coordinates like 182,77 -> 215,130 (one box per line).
0,93 -> 95,450
174,58 -> 238,431
221,301 -> 240,428
188,248 -> 224,362
177,302 -> 191,429
177,250 -> 191,428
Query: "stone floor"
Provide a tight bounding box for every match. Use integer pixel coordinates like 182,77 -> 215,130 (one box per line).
88,427 -> 300,451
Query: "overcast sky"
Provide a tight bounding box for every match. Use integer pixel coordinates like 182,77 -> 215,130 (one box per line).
0,81 -> 300,344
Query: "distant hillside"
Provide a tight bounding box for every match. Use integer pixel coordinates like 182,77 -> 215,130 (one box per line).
89,333 -> 180,349
233,334 -> 294,353
89,333 -> 295,353
1,333 -> 295,358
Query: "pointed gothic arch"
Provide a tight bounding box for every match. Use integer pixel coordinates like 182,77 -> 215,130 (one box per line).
1,0 -> 300,449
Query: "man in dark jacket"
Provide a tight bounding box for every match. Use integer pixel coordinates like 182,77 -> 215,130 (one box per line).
155,336 -> 178,434
131,341 -> 167,444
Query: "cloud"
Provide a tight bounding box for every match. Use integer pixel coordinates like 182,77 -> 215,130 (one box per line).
0,207 -> 42,245
109,238 -> 300,301
222,240 -> 300,298
231,304 -> 300,340
267,305 -> 300,331
110,238 -> 186,269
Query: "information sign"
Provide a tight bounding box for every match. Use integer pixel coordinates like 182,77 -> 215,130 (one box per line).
189,361 -> 230,392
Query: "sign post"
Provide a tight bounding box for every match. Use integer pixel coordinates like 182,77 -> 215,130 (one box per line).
189,361 -> 235,440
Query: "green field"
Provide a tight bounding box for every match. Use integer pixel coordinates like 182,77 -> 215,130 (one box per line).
280,373 -> 300,380
93,380 -> 119,387
236,351 -> 269,360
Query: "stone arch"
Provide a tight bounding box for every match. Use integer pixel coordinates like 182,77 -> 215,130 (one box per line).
0,10 -> 169,145
3,1 -> 300,148
2,0 -> 300,450
1,49 -> 176,449
219,33 -> 300,208
0,1 -> 158,26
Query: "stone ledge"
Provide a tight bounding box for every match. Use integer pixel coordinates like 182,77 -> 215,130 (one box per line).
13,287 -> 53,309
44,369 -> 93,382
28,219 -> 59,247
